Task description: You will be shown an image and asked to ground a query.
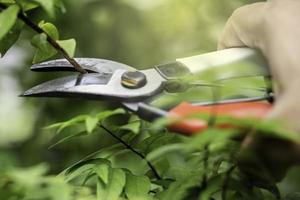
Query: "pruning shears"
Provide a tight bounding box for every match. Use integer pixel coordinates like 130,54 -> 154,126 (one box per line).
23,48 -> 273,135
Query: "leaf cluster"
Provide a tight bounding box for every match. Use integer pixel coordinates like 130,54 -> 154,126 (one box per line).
37,107 -> 300,200
0,0 -> 76,63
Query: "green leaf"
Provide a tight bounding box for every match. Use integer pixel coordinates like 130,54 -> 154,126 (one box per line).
125,173 -> 151,200
0,20 -> 23,56
119,121 -> 141,134
102,168 -> 126,200
94,164 -> 110,184
96,108 -> 126,121
39,22 -> 59,40
285,193 -> 300,200
159,175 -> 202,200
57,39 -> 76,57
0,5 -> 20,41
199,175 -> 223,200
64,158 -> 111,182
48,131 -> 87,149
65,164 -> 94,182
32,0 -> 55,18
44,115 -> 88,134
186,128 -> 240,151
31,33 -> 57,63
85,116 -> 99,134
54,0 -> 65,13
15,0 -> 39,11
0,0 -> 15,3
146,143 -> 185,161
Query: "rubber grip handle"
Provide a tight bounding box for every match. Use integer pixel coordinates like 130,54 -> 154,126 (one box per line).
168,101 -> 272,135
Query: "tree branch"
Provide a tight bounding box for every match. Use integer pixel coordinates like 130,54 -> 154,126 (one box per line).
99,124 -> 162,180
0,3 -> 87,74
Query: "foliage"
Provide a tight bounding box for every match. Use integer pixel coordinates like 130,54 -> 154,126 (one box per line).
0,0 -> 76,63
1,0 -> 300,200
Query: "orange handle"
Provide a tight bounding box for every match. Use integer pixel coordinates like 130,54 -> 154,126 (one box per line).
168,101 -> 272,135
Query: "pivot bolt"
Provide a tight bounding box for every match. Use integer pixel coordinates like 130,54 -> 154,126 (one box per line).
121,71 -> 147,89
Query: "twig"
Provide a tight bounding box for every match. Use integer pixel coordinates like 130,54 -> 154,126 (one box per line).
99,124 -> 162,180
0,3 -> 87,74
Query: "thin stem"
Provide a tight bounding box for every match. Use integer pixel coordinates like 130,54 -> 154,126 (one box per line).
221,165 -> 236,200
99,124 -> 161,180
201,144 -> 210,189
0,3 -> 87,74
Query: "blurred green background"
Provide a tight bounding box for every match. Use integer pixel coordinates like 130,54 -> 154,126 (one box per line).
4,1 -> 300,196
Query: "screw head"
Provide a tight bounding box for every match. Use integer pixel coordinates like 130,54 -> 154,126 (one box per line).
121,71 -> 147,89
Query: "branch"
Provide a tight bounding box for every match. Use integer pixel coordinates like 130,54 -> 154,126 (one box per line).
99,124 -> 162,180
0,3 -> 87,74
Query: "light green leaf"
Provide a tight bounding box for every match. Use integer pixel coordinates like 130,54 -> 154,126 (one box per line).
39,22 -> 59,40
31,33 -> 57,63
94,164 -> 110,184
0,20 -> 23,56
57,39 -> 76,57
0,0 -> 15,3
120,121 -> 141,134
103,168 -> 126,200
146,144 -> 185,161
96,108 -> 126,121
48,131 -> 87,149
85,116 -> 99,134
65,164 -> 94,182
64,158 -> 111,182
32,0 -> 55,18
160,175 -> 202,200
44,115 -> 88,134
15,0 -> 39,11
125,173 -> 151,200
186,128 -> 239,151
0,5 -> 20,40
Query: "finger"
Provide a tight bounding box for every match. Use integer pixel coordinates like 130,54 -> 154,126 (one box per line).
217,15 -> 245,50
218,3 -> 267,51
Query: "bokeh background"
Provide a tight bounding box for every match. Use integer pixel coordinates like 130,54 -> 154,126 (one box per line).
1,0 -> 300,195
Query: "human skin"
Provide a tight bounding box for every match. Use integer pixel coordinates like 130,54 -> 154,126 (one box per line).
218,0 -> 300,182
218,0 -> 300,132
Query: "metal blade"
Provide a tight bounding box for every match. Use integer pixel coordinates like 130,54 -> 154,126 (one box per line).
31,58 -> 134,73
22,69 -> 165,101
192,94 -> 274,106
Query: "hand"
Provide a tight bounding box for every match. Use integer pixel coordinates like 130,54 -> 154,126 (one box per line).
218,0 -> 300,133
218,0 -> 300,183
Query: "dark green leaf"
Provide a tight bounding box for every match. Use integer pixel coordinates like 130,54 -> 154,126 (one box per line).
285,193 -> 300,200
31,33 -> 57,63
31,0 -> 55,18
159,175 -> 202,200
